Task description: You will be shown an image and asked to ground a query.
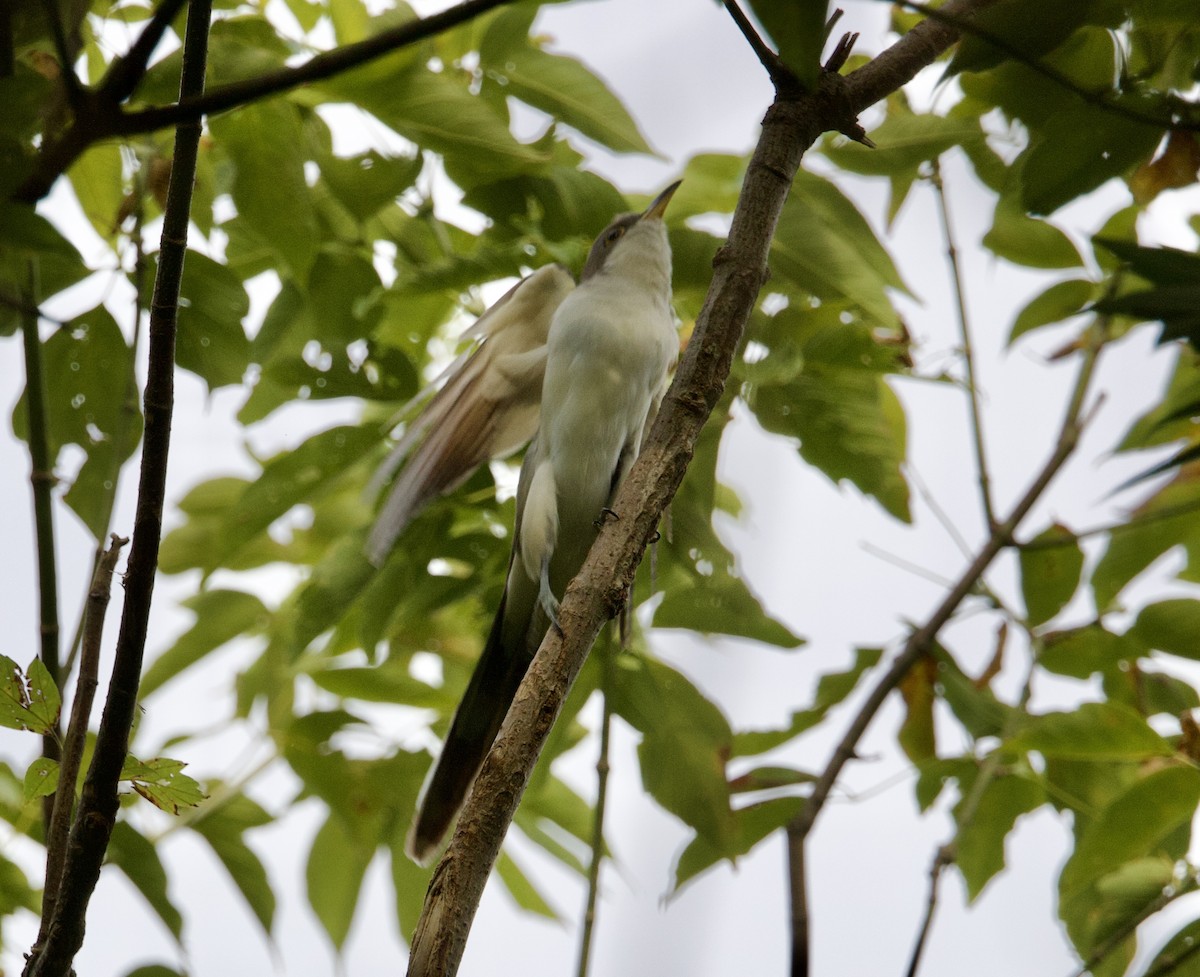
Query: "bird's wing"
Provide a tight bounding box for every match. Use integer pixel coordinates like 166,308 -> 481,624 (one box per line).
366,265 -> 575,564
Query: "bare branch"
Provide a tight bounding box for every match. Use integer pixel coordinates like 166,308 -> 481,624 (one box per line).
22,0 -> 212,968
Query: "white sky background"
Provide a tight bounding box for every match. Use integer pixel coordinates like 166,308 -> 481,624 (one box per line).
2,0 -> 1200,975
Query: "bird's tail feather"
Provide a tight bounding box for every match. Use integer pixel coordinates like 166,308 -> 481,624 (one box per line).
407,592 -> 531,863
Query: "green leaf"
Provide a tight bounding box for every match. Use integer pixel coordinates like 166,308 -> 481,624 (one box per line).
1018,103 -> 1163,215
481,8 -> 654,155
1039,624 -> 1144,678
770,172 -> 909,328
1061,765 -> 1200,896
1095,284 -> 1200,346
955,773 -> 1045,902
68,142 -> 125,241
1008,278 -> 1095,343
325,64 -> 548,191
170,250 -> 251,389
108,822 -> 184,941
121,756 -> 207,814
733,647 -> 883,756
190,793 -> 276,935
306,810 -> 373,949
1019,523 -> 1084,626
946,0 -> 1098,76
1142,918 -> 1200,977
321,150 -> 422,222
611,655 -> 736,850
1130,598 -> 1200,659
143,589 -> 270,698
23,756 -> 59,802
0,656 -> 60,734
745,0 -> 828,90
1095,237 -> 1200,286
674,795 -> 805,891
212,101 -> 318,278
1007,702 -> 1174,760
983,198 -> 1083,269
495,850 -> 559,919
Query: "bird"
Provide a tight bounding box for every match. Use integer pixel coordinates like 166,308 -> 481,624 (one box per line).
365,262 -> 576,565
407,181 -> 682,863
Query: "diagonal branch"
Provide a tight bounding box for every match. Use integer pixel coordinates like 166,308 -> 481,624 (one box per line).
404,2 -> 999,975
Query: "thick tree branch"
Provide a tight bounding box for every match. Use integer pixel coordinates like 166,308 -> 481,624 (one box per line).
404,3 -> 999,974
21,0 -> 211,970
14,0 -> 517,203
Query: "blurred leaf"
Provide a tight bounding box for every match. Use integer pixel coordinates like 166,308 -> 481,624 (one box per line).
169,250 -> 252,389
212,101 -> 318,278
1040,624 -> 1144,679
611,655 -> 735,850
674,795 -> 805,891
955,773 -> 1044,901
1007,702 -> 1174,760
1019,523 -> 1084,626
983,198 -> 1083,269
898,654 -> 937,761
1130,598 -> 1200,659
108,822 -> 184,941
745,0 -> 828,89
495,850 -> 559,919
947,1 -> 1098,76
143,589 -> 270,698
190,793 -> 276,935
1008,278 -> 1095,343
733,647 -> 882,756
1142,917 -> 1200,977
322,150 -> 422,222
306,810 -> 373,949
68,142 -> 125,241
771,172 -> 909,327
1129,131 -> 1200,205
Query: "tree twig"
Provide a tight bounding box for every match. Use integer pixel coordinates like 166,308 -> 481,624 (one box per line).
98,0 -> 191,104
37,534 -> 127,948
575,637 -> 615,977
786,824 -> 809,977
905,844 -> 954,977
932,159 -> 995,529
404,3 -> 1000,974
20,261 -> 62,832
22,0 -> 211,969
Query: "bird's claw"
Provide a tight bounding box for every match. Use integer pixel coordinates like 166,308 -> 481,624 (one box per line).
538,557 -> 562,631
593,507 -> 620,530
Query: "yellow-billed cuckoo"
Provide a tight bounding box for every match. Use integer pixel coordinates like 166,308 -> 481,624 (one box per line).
383,183 -> 681,863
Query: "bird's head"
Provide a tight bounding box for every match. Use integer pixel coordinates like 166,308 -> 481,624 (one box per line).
582,181 -> 681,281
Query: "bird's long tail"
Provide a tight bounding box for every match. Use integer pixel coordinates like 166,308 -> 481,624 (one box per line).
406,593 -> 532,864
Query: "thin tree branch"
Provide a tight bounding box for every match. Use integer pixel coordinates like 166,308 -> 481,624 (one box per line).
404,3 -> 1000,974
38,534 -> 127,948
14,0 -> 518,202
905,844 -> 954,977
22,0 -> 211,969
20,262 -> 62,832
575,637 -> 615,977
98,0 -> 190,104
40,0 -> 82,104
932,159 -> 995,529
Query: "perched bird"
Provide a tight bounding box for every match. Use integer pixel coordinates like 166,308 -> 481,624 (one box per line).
408,182 -> 682,863
366,263 -> 575,565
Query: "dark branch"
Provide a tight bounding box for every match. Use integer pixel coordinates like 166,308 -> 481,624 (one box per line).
98,0 -> 190,104
21,0 -> 211,969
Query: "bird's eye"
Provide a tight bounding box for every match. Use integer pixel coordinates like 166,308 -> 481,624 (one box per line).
606,227 -> 625,245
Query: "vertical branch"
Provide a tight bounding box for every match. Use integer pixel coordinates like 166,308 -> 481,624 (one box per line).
931,159 -> 995,528
904,845 -> 953,977
37,534 -> 127,948
575,637 -> 616,977
20,263 -> 62,831
22,0 -> 211,971
786,825 -> 809,977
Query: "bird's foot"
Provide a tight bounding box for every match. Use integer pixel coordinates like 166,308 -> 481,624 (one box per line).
593,507 -> 619,530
